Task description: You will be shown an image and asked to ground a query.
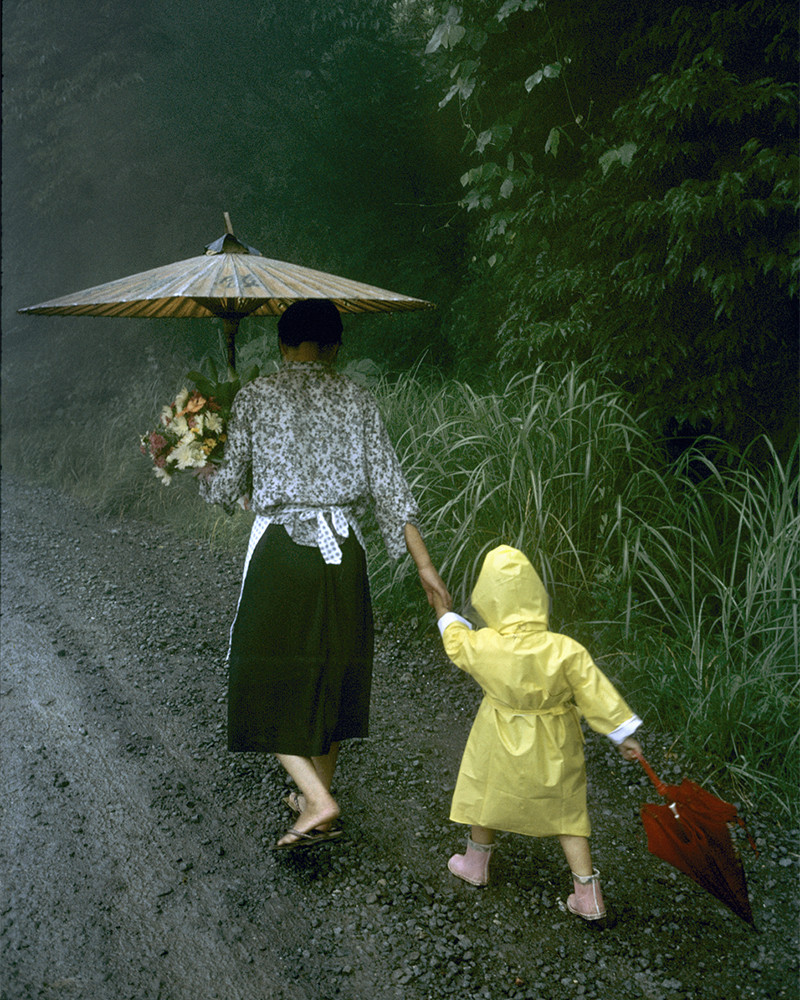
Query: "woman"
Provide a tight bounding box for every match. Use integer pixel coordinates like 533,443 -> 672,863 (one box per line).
200,298 -> 450,849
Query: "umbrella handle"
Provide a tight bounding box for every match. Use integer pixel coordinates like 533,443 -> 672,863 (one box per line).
634,752 -> 670,797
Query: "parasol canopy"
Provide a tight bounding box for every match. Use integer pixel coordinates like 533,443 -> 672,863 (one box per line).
636,754 -> 757,927
18,213 -> 435,367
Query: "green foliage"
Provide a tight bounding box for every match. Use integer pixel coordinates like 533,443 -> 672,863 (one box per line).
186,358 -> 260,413
422,0 -> 799,448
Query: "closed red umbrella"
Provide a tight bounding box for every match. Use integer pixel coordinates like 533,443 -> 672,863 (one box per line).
636,753 -> 758,926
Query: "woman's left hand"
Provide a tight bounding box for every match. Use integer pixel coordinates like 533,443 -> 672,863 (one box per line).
418,564 -> 452,611
193,463 -> 216,483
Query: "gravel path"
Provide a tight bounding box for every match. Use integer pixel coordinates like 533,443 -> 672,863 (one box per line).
1,477 -> 797,1000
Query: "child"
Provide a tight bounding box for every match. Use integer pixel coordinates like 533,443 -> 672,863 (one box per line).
432,545 -> 642,923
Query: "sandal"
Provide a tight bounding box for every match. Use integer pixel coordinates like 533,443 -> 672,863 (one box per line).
272,827 -> 343,851
283,792 -> 303,814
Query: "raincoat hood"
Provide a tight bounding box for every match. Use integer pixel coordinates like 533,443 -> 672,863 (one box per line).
471,545 -> 549,633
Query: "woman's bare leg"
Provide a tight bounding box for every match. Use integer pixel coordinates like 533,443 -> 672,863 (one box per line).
275,753 -> 340,845
286,742 -> 340,819
313,741 -> 340,790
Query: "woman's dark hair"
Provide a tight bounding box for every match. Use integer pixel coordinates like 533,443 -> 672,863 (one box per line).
278,298 -> 343,348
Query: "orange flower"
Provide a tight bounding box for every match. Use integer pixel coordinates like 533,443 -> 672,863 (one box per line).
182,392 -> 206,415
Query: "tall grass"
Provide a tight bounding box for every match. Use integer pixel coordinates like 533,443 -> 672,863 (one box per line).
616,439 -> 799,814
373,365 -> 655,623
3,346 -> 797,816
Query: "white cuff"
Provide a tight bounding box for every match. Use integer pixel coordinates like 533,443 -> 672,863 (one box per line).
437,612 -> 473,637
607,715 -> 643,744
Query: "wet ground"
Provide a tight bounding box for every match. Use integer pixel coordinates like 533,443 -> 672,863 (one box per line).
1,477 -> 798,1000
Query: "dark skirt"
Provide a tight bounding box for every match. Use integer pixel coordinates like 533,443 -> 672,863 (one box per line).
227,523 -> 374,755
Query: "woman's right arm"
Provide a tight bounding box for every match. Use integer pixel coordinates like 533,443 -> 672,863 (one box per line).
199,393 -> 251,508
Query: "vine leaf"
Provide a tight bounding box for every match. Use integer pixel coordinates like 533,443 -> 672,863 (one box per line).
599,141 -> 638,175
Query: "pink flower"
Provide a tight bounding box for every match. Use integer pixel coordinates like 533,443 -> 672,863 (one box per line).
149,431 -> 168,457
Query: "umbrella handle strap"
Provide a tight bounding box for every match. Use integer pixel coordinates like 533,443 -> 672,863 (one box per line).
733,814 -> 760,858
635,752 -> 670,797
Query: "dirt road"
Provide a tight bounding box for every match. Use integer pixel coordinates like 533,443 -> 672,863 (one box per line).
1,478 -> 797,1000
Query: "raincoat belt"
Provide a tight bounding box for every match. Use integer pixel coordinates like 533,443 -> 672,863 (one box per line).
483,695 -> 575,717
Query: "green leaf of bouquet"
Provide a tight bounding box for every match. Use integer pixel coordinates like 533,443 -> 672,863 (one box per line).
186,371 -> 216,397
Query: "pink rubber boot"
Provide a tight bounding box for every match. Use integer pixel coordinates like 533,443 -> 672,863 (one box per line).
566,868 -> 607,921
448,837 -> 495,886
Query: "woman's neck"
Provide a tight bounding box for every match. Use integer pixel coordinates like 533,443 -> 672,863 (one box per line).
280,341 -> 339,363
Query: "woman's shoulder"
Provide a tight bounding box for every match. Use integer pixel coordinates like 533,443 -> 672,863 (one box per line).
324,370 -> 380,410
232,375 -> 275,404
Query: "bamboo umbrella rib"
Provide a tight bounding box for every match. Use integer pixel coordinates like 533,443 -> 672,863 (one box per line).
20,254 -> 433,318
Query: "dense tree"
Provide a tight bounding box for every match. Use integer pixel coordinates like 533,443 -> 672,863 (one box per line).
422,0 -> 798,449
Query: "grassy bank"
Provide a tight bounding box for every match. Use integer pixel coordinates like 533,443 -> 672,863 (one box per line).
3,345 -> 797,818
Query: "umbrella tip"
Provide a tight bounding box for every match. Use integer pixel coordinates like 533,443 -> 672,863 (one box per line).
223,211 -> 234,235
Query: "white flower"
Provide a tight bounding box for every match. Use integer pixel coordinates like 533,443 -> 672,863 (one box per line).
160,405 -> 173,427
204,412 -> 223,433
173,439 -> 206,470
171,414 -> 189,436
154,466 -> 173,485
174,387 -> 190,411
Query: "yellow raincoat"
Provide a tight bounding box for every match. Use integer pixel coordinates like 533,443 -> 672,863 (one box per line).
439,545 -> 640,838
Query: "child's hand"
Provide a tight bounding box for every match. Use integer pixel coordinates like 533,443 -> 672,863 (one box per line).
618,737 -> 642,761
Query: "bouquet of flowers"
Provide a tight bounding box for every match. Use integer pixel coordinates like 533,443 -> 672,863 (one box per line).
140,386 -> 228,485
140,357 -> 262,485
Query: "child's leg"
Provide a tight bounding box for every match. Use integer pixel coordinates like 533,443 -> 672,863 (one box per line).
471,825 -> 496,846
558,835 -> 607,921
448,825 -> 496,886
558,835 -> 593,877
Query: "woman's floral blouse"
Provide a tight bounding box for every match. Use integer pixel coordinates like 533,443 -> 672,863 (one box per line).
200,361 -> 419,559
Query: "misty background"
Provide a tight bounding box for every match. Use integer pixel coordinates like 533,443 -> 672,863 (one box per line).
2,1 -> 468,384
